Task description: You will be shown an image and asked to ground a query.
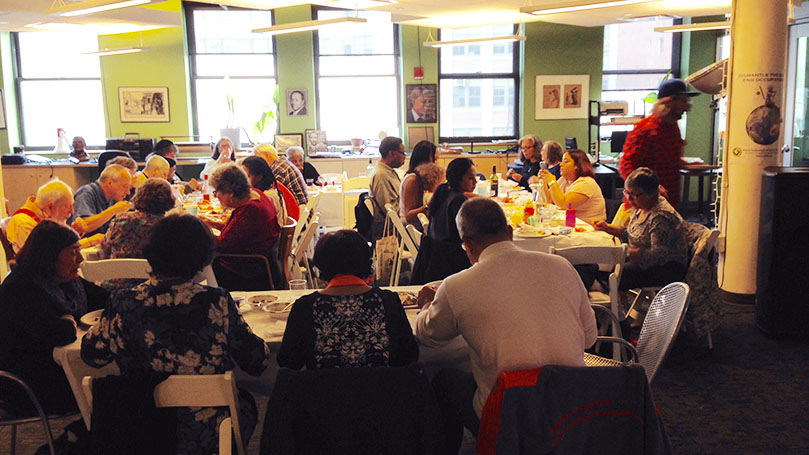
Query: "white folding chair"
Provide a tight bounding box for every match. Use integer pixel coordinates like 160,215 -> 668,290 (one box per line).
416,212 -> 429,232
305,191 -> 322,215
80,258 -> 151,282
82,372 -> 245,455
290,215 -> 319,288
549,244 -> 628,360
384,204 -> 419,286
292,207 -> 311,249
406,224 -> 422,248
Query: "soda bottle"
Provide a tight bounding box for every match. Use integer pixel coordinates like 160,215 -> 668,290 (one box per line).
565,203 -> 576,228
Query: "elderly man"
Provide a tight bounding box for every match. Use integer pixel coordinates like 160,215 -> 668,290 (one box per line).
414,198 -> 597,453
369,136 -> 406,241
70,136 -> 89,162
619,78 -> 699,210
286,146 -> 322,184
70,164 -> 132,236
134,155 -> 171,187
407,86 -> 436,123
254,143 -> 308,206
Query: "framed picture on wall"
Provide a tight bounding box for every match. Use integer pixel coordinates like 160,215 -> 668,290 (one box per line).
305,129 -> 328,156
274,133 -> 303,154
405,84 -> 437,123
0,89 -> 6,129
287,89 -> 309,116
534,75 -> 589,120
119,87 -> 170,122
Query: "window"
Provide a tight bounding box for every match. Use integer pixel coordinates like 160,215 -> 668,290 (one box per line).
601,17 -> 677,138
314,8 -> 399,142
438,25 -> 519,141
186,7 -> 277,144
14,32 -> 105,147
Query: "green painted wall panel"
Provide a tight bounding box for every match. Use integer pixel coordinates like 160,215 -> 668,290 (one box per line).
400,25 -> 438,149
0,32 -> 20,155
275,5 -> 317,139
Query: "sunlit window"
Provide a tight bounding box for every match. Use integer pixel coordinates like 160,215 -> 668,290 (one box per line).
315,8 -> 399,142
438,25 -> 518,141
187,7 -> 277,145
14,32 -> 105,147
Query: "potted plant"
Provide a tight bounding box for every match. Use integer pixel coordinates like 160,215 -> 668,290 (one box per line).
220,76 -> 241,147
253,85 -> 280,144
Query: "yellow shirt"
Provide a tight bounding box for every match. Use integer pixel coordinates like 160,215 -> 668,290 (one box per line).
6,197 -> 45,253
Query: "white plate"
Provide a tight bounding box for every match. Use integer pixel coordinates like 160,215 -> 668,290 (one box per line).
514,229 -> 551,238
80,309 -> 103,327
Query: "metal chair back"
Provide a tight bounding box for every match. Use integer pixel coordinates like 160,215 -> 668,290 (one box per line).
636,282 -> 691,383
0,370 -> 57,455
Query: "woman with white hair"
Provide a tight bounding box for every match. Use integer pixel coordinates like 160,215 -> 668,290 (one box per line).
286,146 -> 323,185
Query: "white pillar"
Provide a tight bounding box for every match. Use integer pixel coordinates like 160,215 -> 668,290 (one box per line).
718,0 -> 789,298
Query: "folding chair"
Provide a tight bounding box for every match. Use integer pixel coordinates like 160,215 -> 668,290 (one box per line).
0,371 -> 59,455
82,372 -> 245,455
289,215 -> 319,288
384,204 -> 419,286
405,224 -> 422,248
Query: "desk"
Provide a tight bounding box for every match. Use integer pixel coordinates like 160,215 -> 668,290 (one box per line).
680,164 -> 721,225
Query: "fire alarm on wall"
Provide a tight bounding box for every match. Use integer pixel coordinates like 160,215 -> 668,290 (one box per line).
414,67 -> 424,80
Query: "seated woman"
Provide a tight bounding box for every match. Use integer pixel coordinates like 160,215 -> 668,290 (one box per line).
507,134 -> 543,190
399,140 -> 438,228
539,149 -> 606,225
241,155 -> 288,226
205,164 -> 281,291
82,214 -> 270,454
0,221 -> 107,415
243,154 -> 300,222
286,146 -> 322,185
540,140 -> 564,180
200,137 -> 236,179
594,167 -> 688,289
412,158 -> 478,284
278,229 -> 418,370
98,178 -> 176,290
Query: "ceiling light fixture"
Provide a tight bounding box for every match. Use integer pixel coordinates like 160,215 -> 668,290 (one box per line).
252,16 -> 367,36
83,32 -> 150,56
423,33 -> 525,48
46,0 -> 166,17
520,0 -> 661,16
654,21 -> 730,33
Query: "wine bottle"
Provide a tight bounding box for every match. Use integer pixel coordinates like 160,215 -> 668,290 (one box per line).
490,165 -> 499,197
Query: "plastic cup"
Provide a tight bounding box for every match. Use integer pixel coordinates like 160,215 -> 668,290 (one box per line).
289,279 -> 307,301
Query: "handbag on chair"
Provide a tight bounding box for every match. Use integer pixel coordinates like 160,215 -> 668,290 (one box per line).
374,215 -> 398,286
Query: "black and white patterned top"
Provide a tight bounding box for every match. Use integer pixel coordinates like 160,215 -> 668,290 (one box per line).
277,288 -> 419,370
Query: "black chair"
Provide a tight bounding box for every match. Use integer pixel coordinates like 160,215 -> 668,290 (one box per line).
97,151 -> 132,172
259,363 -> 444,455
0,371 -> 58,455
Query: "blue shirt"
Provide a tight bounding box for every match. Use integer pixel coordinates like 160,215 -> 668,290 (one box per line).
71,181 -> 113,235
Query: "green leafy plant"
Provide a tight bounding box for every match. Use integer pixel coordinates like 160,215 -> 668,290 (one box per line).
224,76 -> 236,128
254,85 -> 280,142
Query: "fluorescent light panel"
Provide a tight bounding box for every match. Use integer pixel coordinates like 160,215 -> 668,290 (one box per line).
423,34 -> 526,48
654,21 -> 730,33
252,17 -> 366,35
83,46 -> 150,56
521,0 -> 661,16
46,0 -> 166,17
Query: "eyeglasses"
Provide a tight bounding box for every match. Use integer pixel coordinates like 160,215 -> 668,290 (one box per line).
623,189 -> 644,198
520,145 -> 535,151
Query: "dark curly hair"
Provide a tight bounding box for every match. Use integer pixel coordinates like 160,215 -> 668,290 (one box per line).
313,230 -> 372,281
15,220 -> 79,279
143,214 -> 215,280
132,178 -> 175,215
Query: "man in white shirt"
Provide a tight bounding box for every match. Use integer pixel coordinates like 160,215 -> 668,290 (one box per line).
414,198 -> 597,453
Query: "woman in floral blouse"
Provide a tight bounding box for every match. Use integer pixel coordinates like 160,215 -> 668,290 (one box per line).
82,214 -> 270,454
278,229 -> 418,370
594,167 -> 688,289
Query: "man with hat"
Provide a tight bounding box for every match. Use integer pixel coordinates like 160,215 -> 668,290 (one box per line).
618,78 -> 700,210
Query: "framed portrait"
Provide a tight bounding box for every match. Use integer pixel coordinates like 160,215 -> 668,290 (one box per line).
274,133 -> 303,154
305,129 -> 328,156
0,89 -> 6,129
534,75 -> 589,120
405,84 -> 437,123
287,89 -> 309,116
118,87 -> 170,122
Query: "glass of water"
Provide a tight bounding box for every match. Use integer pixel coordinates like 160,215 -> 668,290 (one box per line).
288,279 -> 307,302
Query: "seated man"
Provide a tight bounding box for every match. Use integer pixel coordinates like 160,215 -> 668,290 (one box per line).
133,155 -> 171,187
70,136 -> 90,162
70,164 -> 133,236
254,143 -> 309,206
414,198 -> 597,454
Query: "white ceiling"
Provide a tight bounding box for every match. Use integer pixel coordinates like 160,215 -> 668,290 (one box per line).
0,0 -> 732,34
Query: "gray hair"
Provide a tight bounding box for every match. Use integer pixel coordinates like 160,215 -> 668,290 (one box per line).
105,156 -> 137,173
518,134 -> 543,161
286,146 -> 304,160
100,164 -> 131,183
36,178 -> 73,206
132,178 -> 176,215
210,163 -> 251,199
625,167 -> 659,196
456,198 -> 509,240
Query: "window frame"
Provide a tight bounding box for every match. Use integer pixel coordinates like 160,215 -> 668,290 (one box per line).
184,2 -> 279,144
12,32 -> 104,149
312,5 -> 401,145
437,24 -> 520,144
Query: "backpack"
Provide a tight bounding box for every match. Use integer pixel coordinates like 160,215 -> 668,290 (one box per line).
354,192 -> 374,240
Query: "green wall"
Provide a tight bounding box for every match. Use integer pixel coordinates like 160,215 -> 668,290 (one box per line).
400,25 -> 438,149
275,5 -> 317,137
522,21 -> 604,149
98,0 -> 192,140
0,32 -> 20,156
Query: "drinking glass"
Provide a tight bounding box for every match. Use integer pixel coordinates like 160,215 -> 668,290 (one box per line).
289,279 -> 307,301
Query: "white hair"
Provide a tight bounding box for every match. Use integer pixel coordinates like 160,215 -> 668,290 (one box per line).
286,146 -> 304,160
100,164 -> 131,183
36,178 -> 73,206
